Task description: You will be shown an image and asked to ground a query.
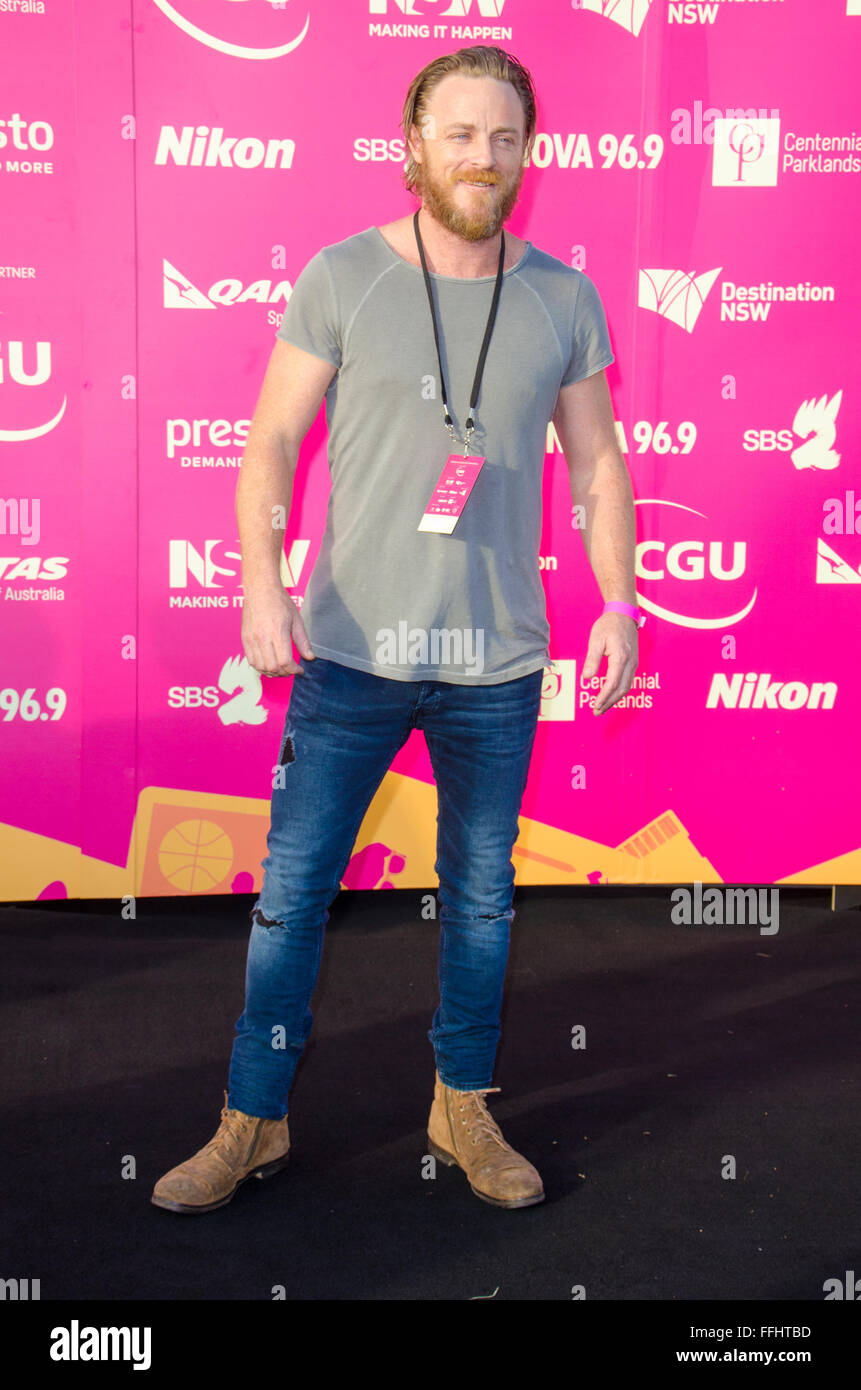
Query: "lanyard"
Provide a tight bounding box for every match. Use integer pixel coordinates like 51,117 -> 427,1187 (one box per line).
413,209 -> 505,456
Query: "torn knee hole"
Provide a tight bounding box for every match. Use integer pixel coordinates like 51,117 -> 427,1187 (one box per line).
251,907 -> 285,928
279,735 -> 295,765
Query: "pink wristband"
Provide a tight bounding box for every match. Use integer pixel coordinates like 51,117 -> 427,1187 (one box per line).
603,600 -> 645,628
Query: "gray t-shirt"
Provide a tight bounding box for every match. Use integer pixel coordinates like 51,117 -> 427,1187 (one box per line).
274,226 -> 614,684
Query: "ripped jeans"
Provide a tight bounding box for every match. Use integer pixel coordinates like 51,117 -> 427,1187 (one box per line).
227,656 -> 544,1119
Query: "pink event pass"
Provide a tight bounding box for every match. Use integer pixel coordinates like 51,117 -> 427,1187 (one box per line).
417,454 -> 486,534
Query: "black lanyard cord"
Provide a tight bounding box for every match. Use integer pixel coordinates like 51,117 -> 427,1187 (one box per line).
413,209 -> 506,451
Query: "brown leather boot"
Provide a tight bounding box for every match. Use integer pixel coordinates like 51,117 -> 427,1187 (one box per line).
151,1091 -> 290,1214
427,1069 -> 544,1209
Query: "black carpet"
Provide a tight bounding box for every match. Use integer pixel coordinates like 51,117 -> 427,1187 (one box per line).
1,886 -> 859,1309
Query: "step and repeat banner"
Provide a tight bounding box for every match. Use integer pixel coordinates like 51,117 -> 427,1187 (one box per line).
1,0 -> 859,902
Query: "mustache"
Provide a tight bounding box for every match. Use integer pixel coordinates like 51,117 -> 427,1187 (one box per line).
457,175 -> 500,185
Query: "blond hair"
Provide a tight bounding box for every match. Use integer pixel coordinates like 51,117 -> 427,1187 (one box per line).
400,45 -> 537,193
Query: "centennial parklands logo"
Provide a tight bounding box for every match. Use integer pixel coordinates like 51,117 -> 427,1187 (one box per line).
634,500 -> 756,630
163,260 -> 292,310
539,662 -> 577,721
712,117 -> 781,187
638,268 -> 721,332
848,1 -> 861,16
576,1 -> 654,37
151,0 -> 310,59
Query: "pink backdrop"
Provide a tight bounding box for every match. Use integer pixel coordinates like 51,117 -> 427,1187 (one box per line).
2,0 -> 859,901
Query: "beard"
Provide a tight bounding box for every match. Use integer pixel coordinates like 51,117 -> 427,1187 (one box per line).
415,161 -> 523,242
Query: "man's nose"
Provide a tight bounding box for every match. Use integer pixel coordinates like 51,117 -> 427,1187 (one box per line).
467,132 -> 495,166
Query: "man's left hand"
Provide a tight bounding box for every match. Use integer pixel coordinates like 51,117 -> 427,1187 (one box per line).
581,612 -> 639,715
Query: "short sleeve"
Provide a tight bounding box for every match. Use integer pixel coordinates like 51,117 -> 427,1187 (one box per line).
560,271 -> 615,387
275,250 -> 342,369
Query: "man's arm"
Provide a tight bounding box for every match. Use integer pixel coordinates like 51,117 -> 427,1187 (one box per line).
552,368 -> 638,715
236,338 -> 337,677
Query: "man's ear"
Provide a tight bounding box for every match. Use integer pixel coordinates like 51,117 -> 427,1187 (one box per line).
408,123 -> 423,165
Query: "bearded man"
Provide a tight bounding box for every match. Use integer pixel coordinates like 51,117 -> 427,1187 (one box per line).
152,45 -> 639,1216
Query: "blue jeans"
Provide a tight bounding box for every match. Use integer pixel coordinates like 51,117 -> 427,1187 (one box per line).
227,657 -> 544,1119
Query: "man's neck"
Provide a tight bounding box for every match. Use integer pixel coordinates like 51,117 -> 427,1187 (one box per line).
415,205 -> 505,278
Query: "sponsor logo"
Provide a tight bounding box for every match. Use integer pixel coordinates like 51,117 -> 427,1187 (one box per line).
712,117 -> 781,186
577,1 -> 654,37
742,391 -> 843,465
791,392 -> 842,470
368,0 -> 512,38
539,661 -> 660,717
169,658 -> 270,723
816,539 -> 861,585
720,280 -> 835,323
635,500 -> 755,629
848,2 -> 861,16
151,0 -> 309,59
706,673 -> 837,710
783,130 -> 861,176
539,661 -> 577,720
167,538 -> 309,601
0,113 -> 54,175
163,260 -> 292,310
0,341 -> 67,442
523,131 -> 664,170
638,268 -> 721,332
155,126 -> 295,170
167,417 -> 251,467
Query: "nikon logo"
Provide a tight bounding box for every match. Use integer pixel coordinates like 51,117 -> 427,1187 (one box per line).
706,673 -> 837,711
154,126 -> 295,169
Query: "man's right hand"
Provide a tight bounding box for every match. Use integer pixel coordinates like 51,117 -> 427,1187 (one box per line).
241,588 -> 315,678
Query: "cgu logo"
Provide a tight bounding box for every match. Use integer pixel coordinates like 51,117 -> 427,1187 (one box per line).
635,500 -> 756,629
151,1 -> 310,60
168,539 -> 309,589
0,342 -> 67,443
369,1 -> 507,13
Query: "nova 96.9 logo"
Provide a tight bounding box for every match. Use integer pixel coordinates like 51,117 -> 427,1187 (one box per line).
151,0 -> 310,59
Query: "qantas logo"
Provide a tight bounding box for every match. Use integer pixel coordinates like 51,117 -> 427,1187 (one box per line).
816,539 -> 861,584
638,268 -> 722,332
151,1 -> 310,59
163,259 -> 292,309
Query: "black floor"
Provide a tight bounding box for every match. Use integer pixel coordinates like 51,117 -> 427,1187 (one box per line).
1,885 -> 859,1308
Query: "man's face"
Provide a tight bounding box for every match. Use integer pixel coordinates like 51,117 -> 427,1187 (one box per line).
409,73 -> 528,242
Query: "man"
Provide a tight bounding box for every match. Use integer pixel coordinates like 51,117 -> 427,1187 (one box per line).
152,45 -> 639,1216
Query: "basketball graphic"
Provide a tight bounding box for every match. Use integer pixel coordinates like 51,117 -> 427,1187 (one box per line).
157,819 -> 235,892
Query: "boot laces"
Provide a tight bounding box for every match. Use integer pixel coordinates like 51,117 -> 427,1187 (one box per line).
200,1099 -> 256,1165
456,1087 -> 508,1149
